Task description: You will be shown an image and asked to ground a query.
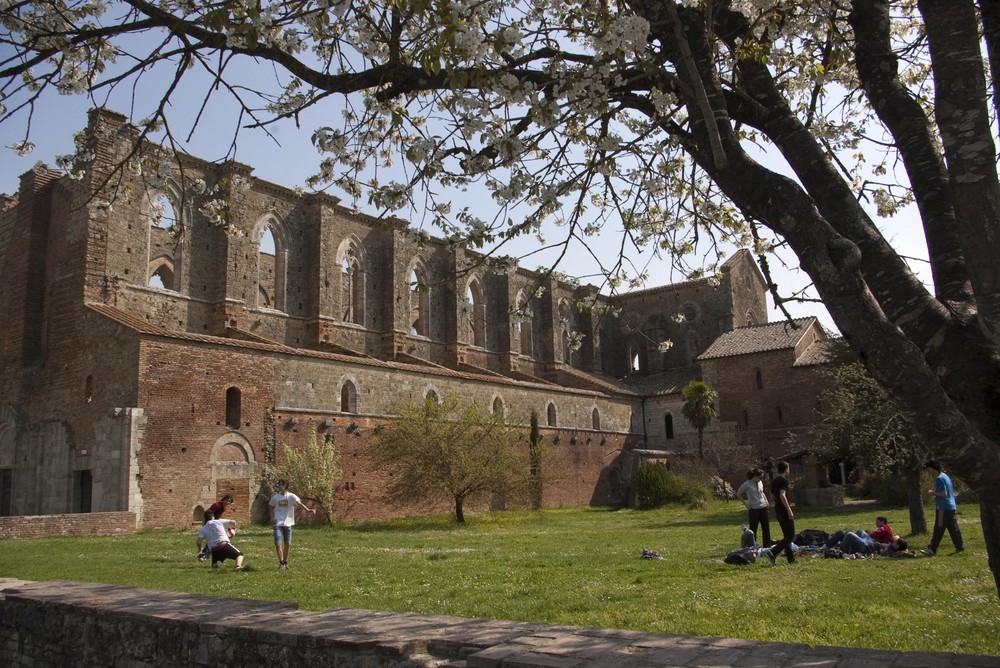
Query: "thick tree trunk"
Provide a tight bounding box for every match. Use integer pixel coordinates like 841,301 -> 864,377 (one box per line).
920,0 -> 1000,344
455,495 -> 465,523
980,498 -> 1000,594
907,468 -> 928,535
640,0 -> 1000,597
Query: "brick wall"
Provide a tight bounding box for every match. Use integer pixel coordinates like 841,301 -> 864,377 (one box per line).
0,512 -> 136,540
700,346 -> 833,461
131,333 -> 636,528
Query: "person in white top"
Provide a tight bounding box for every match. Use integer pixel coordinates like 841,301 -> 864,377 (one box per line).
735,467 -> 771,548
195,510 -> 244,569
269,479 -> 316,570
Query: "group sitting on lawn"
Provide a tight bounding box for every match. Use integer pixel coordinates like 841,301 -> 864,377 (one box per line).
821,516 -> 909,557
728,515 -> 913,564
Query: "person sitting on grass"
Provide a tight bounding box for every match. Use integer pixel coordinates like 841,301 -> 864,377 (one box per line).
823,517 -> 908,557
824,515 -> 894,549
196,510 -> 244,570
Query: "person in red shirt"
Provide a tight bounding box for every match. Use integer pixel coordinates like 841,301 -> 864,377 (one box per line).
824,516 -> 902,555
207,494 -> 234,520
867,516 -> 894,544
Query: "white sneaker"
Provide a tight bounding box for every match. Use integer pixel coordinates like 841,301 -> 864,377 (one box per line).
212,561 -> 222,569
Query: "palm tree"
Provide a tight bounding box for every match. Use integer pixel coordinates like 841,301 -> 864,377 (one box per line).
682,380 -> 718,459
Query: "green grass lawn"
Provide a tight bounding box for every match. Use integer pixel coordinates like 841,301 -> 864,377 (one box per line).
0,501 -> 996,656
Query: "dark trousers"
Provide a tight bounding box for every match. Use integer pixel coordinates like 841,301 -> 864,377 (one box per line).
929,509 -> 964,551
771,514 -> 796,562
748,507 -> 771,547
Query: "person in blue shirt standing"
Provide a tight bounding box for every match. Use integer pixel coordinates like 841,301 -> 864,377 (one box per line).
922,459 -> 965,556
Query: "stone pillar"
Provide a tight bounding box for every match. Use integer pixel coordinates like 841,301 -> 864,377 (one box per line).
93,407 -> 145,527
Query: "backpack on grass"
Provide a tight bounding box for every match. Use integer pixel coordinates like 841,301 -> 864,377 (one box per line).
724,547 -> 757,565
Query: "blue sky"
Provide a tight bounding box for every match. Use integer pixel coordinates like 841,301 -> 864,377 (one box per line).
0,55 -> 933,335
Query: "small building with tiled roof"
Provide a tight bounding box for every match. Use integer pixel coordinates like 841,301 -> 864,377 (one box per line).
698,318 -> 836,461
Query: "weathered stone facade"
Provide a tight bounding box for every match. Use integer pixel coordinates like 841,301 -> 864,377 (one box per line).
0,109 -> 832,529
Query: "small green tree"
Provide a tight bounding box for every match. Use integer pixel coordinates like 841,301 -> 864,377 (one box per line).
682,380 -> 718,460
257,431 -> 342,524
369,394 -> 529,523
807,358 -> 928,534
529,410 -> 543,509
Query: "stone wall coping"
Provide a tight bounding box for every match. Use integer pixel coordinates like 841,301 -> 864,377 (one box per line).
1,580 -> 996,667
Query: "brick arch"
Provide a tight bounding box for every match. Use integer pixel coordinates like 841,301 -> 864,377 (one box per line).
144,179 -> 183,291
209,433 -> 255,464
253,211 -> 289,312
514,289 -> 534,357
199,432 -> 256,523
423,386 -> 441,404
408,256 -> 431,337
336,235 -> 366,325
147,255 -> 174,289
465,274 -> 486,348
338,376 -> 359,413
490,394 -> 505,417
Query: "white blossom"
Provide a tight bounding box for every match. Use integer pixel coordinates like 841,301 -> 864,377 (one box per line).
11,141 -> 35,157
199,199 -> 228,225
566,330 -> 585,352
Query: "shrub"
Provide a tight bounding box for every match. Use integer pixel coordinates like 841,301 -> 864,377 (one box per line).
636,463 -> 710,509
856,471 -> 909,506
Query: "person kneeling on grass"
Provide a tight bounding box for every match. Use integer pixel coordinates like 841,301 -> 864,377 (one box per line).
196,510 -> 244,570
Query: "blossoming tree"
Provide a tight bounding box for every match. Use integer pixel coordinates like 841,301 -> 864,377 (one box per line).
3,0 -> 1000,595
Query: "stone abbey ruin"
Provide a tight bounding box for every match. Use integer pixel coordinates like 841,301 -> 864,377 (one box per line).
0,109 -> 834,529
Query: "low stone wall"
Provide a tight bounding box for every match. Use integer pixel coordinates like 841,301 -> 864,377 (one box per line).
0,512 -> 137,540
1,580 -> 996,667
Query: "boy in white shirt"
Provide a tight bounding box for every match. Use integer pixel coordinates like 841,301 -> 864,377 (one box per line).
195,510 -> 244,569
269,479 -> 316,570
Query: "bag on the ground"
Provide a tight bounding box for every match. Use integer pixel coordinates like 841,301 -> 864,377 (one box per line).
794,529 -> 829,546
724,547 -> 756,565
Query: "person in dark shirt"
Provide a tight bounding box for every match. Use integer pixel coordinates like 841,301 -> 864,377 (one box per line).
768,460 -> 796,565
208,494 -> 234,519
198,495 -> 234,562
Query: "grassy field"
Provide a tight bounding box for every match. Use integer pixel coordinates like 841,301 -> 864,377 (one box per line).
0,501 -> 997,656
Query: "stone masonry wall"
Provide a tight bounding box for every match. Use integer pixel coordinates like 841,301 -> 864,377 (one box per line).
1,580 -> 992,668
0,512 -> 136,540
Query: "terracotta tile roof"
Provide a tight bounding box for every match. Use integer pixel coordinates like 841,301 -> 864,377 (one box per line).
549,365 -> 637,396
697,317 -> 817,360
507,368 -> 561,387
85,303 -> 590,394
457,361 -> 507,378
793,338 -> 840,367
620,365 -> 701,396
